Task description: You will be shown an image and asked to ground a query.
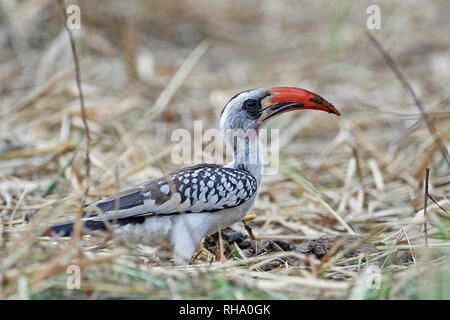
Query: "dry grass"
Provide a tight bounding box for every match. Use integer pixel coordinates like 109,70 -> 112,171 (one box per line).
0,0 -> 449,299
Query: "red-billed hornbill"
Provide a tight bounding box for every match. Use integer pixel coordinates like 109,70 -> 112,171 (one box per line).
50,87 -> 340,264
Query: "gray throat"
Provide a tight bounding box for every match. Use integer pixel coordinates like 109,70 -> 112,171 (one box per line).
225,135 -> 264,186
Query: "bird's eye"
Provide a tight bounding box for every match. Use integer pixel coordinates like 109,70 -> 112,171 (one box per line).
242,99 -> 261,119
242,99 -> 257,110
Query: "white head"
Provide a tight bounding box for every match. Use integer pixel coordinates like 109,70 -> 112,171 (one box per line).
220,86 -> 339,135
219,86 -> 340,178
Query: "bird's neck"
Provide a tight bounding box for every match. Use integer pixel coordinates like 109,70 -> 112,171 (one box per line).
224,133 -> 264,185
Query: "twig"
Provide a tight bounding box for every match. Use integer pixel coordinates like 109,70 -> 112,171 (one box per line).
0,142 -> 75,160
316,237 -> 365,277
57,0 -> 91,244
366,32 -> 450,168
352,148 -> 363,185
402,229 -> 416,264
424,168 -> 430,247
58,0 -> 91,199
427,194 -> 449,215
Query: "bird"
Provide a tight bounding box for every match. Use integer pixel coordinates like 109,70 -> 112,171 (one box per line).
49,87 -> 340,265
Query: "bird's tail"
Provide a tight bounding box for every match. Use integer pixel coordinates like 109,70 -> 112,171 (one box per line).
47,219 -> 108,237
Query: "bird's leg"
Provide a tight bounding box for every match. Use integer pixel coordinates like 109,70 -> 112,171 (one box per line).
192,244 -> 213,262
170,214 -> 210,265
242,219 -> 256,240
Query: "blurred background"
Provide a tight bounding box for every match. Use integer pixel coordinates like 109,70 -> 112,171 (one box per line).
0,0 -> 448,299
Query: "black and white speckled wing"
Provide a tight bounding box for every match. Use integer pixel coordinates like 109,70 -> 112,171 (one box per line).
85,164 -> 257,222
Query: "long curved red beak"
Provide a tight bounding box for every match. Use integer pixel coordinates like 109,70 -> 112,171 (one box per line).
260,86 -> 340,121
